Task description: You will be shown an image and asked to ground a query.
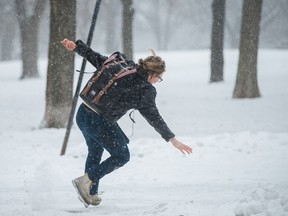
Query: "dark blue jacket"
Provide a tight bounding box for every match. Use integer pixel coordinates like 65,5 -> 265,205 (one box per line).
74,40 -> 175,141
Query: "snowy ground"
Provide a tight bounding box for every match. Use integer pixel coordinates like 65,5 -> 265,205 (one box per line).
0,50 -> 287,216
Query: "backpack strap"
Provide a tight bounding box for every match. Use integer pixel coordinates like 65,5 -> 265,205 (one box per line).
117,68 -> 137,79
103,53 -> 118,64
81,54 -> 118,97
92,68 -> 137,104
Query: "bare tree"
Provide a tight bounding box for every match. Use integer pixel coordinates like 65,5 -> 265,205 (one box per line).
76,1 -> 95,40
42,0 -> 76,128
225,0 -> 288,49
15,0 -> 46,79
210,0 -> 225,82
260,0 -> 288,48
224,1 -> 242,48
121,0 -> 134,60
0,1 -> 18,61
135,0 -> 181,50
103,0 -> 121,53
233,0 -> 262,98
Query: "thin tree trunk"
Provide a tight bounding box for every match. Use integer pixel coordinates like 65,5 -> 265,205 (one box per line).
20,20 -> 39,79
0,2 -> 15,61
162,1 -> 173,51
122,0 -> 134,60
210,0 -> 225,82
104,0 -> 119,53
233,0 -> 262,98
15,0 -> 45,79
42,0 -> 76,128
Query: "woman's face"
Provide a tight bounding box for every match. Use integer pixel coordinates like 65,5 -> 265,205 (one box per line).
148,73 -> 163,85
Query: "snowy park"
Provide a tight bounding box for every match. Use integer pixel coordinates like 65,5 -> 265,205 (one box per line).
0,49 -> 288,216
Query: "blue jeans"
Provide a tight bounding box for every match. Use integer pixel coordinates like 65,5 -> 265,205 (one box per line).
76,104 -> 130,195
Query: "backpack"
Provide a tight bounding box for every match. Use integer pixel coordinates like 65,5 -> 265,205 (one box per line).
80,52 -> 137,113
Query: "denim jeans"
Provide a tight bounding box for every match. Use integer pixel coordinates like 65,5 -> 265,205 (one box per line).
76,104 -> 130,195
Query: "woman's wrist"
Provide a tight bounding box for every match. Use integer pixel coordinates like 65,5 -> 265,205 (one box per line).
169,137 -> 176,143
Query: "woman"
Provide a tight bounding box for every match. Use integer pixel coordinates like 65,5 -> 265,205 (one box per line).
61,38 -> 192,208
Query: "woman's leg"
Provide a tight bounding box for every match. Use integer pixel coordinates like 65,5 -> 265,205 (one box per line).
87,123 -> 130,181
76,104 -> 104,195
81,133 -> 103,195
82,134 -> 104,176
76,104 -> 130,194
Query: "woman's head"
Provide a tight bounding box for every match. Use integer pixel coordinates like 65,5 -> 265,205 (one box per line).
138,50 -> 165,84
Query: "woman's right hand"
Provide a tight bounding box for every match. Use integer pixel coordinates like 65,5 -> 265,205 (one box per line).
60,38 -> 76,51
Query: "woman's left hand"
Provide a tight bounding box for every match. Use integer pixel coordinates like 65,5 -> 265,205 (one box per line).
169,137 -> 192,154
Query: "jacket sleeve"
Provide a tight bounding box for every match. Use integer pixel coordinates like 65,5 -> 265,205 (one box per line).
138,86 -> 175,142
73,40 -> 107,69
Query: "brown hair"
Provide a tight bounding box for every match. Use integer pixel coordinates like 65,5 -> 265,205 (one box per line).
138,49 -> 166,76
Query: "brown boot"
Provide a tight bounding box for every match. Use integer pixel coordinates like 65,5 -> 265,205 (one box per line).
72,174 -> 92,208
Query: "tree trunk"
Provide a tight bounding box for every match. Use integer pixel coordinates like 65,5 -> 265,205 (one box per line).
42,0 -> 76,128
233,0 -> 262,98
210,0 -> 225,82
0,2 -> 16,61
162,0 -> 173,51
122,0 -> 134,60
15,0 -> 45,79
104,0 -> 120,53
19,19 -> 39,79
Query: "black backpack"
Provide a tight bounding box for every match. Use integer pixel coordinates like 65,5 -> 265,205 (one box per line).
80,52 -> 137,113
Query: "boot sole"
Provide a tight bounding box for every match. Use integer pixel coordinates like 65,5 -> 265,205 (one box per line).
72,179 -> 90,208
90,196 -> 102,206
